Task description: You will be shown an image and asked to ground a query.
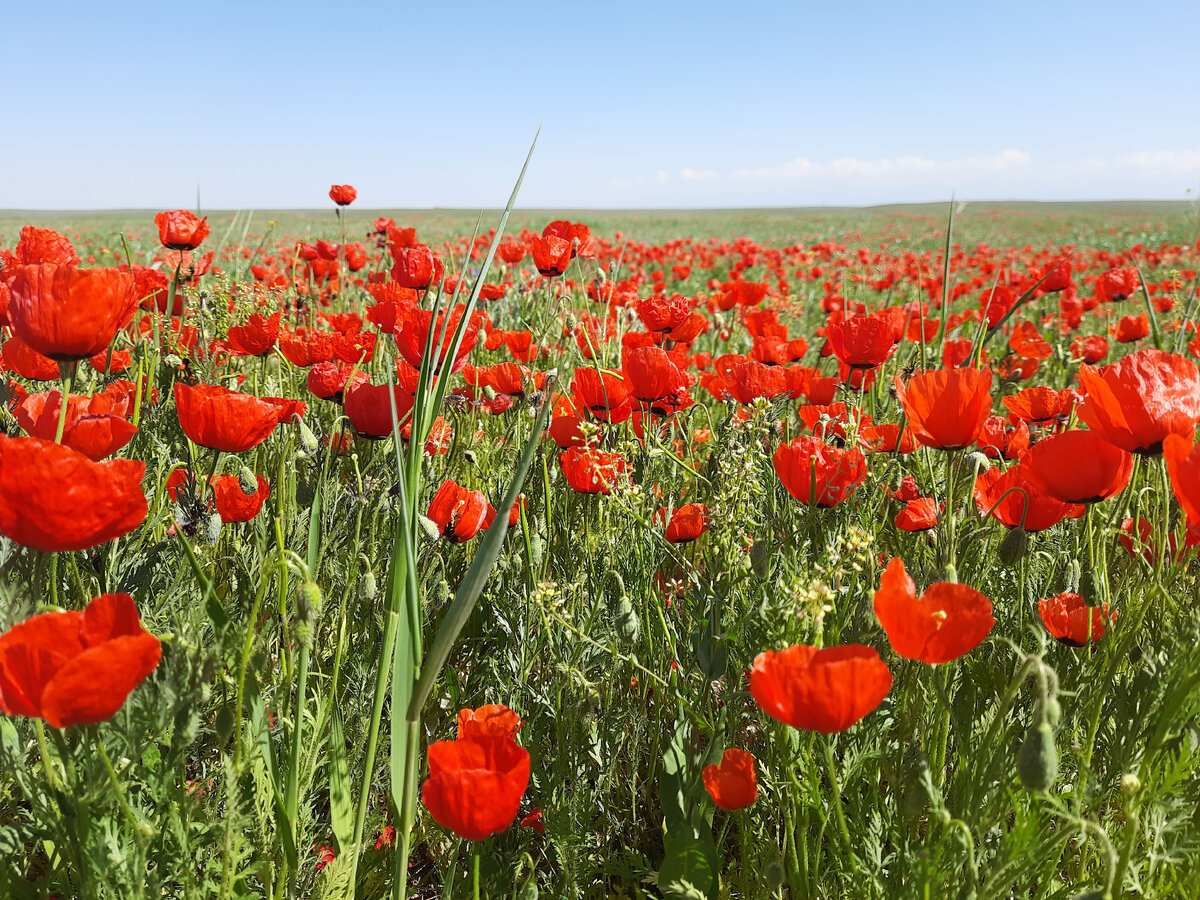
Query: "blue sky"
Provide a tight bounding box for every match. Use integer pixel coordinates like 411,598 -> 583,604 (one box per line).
4,1 -> 1198,209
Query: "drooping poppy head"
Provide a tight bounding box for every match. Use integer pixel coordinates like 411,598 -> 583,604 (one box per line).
0,436 -> 147,552
329,184 -> 358,206
0,592 -> 161,729
421,734 -> 531,842
174,382 -> 280,453
1076,348 -> 1200,455
702,748 -> 758,811
895,367 -> 993,450
873,557 -> 994,664
750,644 -> 892,733
772,436 -> 868,508
457,704 -> 523,740
1038,593 -> 1114,646
153,210 -> 210,251
1023,430 -> 1134,505
974,464 -> 1084,531
7,264 -> 137,362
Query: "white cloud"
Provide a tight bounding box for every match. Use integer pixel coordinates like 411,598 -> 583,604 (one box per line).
681,168 -> 717,180
734,149 -> 1032,180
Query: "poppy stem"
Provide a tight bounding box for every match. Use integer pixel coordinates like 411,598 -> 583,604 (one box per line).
472,847 -> 481,900
34,719 -> 61,792
821,736 -> 855,865
95,733 -> 142,841
54,362 -> 74,444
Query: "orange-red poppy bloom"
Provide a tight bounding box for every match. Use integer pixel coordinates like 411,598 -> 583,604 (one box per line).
457,704 -> 522,739
895,367 -> 993,450
0,437 -> 147,552
329,184 -> 357,206
825,315 -> 897,370
1023,430 -> 1133,504
154,210 -> 210,251
773,437 -> 868,507
974,464 -> 1084,531
343,382 -> 416,439
894,497 -> 939,532
227,312 -> 281,358
750,644 -> 892,733
174,383 -> 280,453
7,264 -> 137,362
16,390 -> 137,461
1001,386 -> 1078,425
530,234 -> 573,277
1163,433 -> 1200,528
1038,593 -> 1114,646
702,748 -> 758,811
658,503 -> 710,543
1077,349 -> 1200,455
0,592 -> 161,729
421,733 -> 530,842
873,558 -> 994,663
427,480 -> 491,543
1110,312 -> 1149,343
390,244 -> 443,290
212,474 -> 270,523
1097,267 -> 1139,302
977,415 -> 1030,460
559,448 -> 628,494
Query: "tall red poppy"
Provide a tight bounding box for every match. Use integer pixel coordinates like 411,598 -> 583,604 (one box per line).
1023,430 -> 1133,504
174,383 -> 280,453
571,368 -> 632,422
1076,348 -> 1200,455
750,644 -> 892,733
824,315 -> 897,370
529,234 -> 572,277
227,312 -> 281,358
659,503 -> 710,543
622,347 -> 688,404
772,436 -> 868,507
0,592 -> 161,729
390,244 -> 442,290
0,437 -> 147,552
427,480 -> 491,543
974,464 -> 1084,531
559,448 -> 628,494
1163,433 -> 1200,529
343,382 -> 416,439
154,210 -> 210,251
895,367 -> 994,450
457,704 -> 523,739
329,184 -> 358,206
873,558 -> 994,664
7,265 -> 137,361
16,390 -> 137,461
1038,593 -> 1114,646
421,733 -> 530,842
212,475 -> 270,523
702,748 -> 758,811
393,305 -> 479,374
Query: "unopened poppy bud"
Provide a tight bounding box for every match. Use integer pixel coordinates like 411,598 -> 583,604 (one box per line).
1062,559 -> 1081,594
1121,773 -> 1141,795
360,569 -> 378,602
482,386 -> 497,401
750,538 -> 771,577
204,510 -> 222,545
616,596 -> 639,644
563,311 -> 578,331
163,353 -> 183,369
1067,891 -> 1106,900
298,419 -> 320,454
528,533 -> 544,567
1017,719 -> 1058,791
965,450 -> 991,472
418,514 -> 440,542
239,466 -> 259,495
997,527 -> 1028,566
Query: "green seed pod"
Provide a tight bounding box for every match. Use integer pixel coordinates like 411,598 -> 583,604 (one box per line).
297,418 -> 320,455
238,466 -> 259,495
1017,721 -> 1058,792
997,527 -> 1028,566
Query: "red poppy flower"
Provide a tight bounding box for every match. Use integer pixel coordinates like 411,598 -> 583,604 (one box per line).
772,436 -> 868,507
154,210 -> 210,251
559,448 -> 628,494
858,422 -> 916,454
421,733 -> 531,842
1110,312 -> 1149,343
1119,516 -> 1183,564
16,391 -> 136,461
329,184 -> 358,206
1008,320 -> 1052,360
390,244 -> 443,290
750,644 -> 892,733
343,382 -> 416,439
637,295 -> 691,334
212,474 -> 270,523
7,265 -> 137,362
174,383 -> 280,453
1097,267 -> 1139,302
520,808 -> 545,835
726,361 -> 788,404
895,497 -> 939,532
702,748 -> 758,811
1,335 -> 61,381
2,225 -> 79,268
498,240 -> 526,265
457,704 -> 523,739
658,503 -> 710,543
529,234 -> 572,277
1038,593 -> 1114,646
824,315 -> 897,370
1001,386 -> 1078,425
0,437 -> 146,552
393,305 -> 479,375
895,367 -> 993,450
227,312 -> 281,358
306,362 -> 368,403
0,592 -> 161,729
427,480 -> 490,543
1071,335 -> 1108,364
1023,430 -> 1134,504
1163,433 -> 1200,528
873,558 -> 994,664
977,415 -> 1030,460
571,368 -> 632,422
622,347 -> 687,404
974,464 -> 1084,531
1076,348 -> 1200,455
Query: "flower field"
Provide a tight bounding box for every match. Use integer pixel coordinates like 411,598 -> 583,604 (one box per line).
1,187 -> 1200,900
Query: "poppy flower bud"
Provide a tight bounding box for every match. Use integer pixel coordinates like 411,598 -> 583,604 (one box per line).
997,526 -> 1028,566
297,418 -> 320,455
360,568 -> 378,602
616,596 -> 640,644
1061,559 -> 1081,595
1017,718 -> 1058,792
418,514 -> 441,542
163,353 -> 183,369
965,450 -> 991,473
238,466 -> 259,495
750,537 -> 771,577
294,581 -> 322,649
